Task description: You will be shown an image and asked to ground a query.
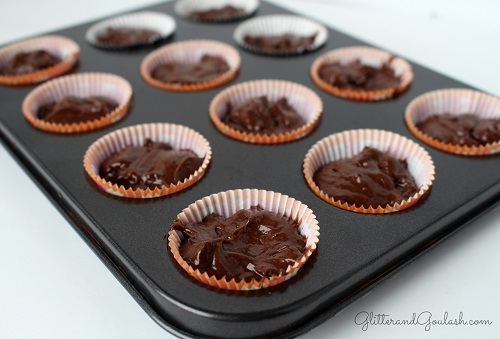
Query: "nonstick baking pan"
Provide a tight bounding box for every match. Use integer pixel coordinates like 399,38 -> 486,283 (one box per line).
2,1 -> 500,338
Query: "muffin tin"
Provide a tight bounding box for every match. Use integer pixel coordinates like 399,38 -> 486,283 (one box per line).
2,1 -> 500,338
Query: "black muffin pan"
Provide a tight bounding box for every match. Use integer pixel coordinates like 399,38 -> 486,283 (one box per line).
2,1 -> 500,338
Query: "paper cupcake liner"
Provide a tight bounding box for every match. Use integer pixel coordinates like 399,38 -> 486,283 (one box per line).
175,0 -> 259,23
233,14 -> 328,56
0,35 -> 79,86
83,123 -> 212,198
140,39 -> 240,91
310,46 -> 414,101
303,129 -> 435,214
85,11 -> 176,50
168,188 -> 320,290
22,72 -> 132,133
209,79 -> 323,144
405,88 -> 500,156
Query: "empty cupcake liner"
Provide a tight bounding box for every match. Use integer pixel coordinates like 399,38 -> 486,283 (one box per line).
405,88 -> 500,156
209,79 -> 323,144
0,35 -> 79,85
175,0 -> 259,22
22,72 -> 132,133
168,188 -> 320,290
140,39 -> 241,91
303,129 -> 435,214
233,14 -> 328,56
83,123 -> 212,198
310,46 -> 414,101
85,11 -> 176,50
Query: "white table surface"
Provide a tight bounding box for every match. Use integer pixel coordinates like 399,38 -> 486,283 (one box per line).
1,1 -> 500,338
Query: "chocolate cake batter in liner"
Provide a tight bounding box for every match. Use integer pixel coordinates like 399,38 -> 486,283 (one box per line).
140,39 -> 240,91
209,79 -> 322,144
22,72 -> 132,133
0,35 -> 79,85
175,0 -> 259,23
233,14 -> 328,56
303,129 -> 435,214
310,46 -> 413,101
405,88 -> 500,156
85,11 -> 176,50
168,189 -> 320,290
83,123 -> 211,198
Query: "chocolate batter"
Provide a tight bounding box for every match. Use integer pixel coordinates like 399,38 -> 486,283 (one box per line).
190,5 -> 245,21
97,27 -> 159,46
171,206 -> 306,281
318,60 -> 400,91
243,33 -> 317,53
151,55 -> 229,84
0,50 -> 61,75
416,113 -> 500,146
313,147 -> 418,208
99,139 -> 203,190
222,96 -> 305,134
38,96 -> 118,124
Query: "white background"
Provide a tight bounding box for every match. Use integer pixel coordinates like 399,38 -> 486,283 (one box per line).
1,1 -> 500,338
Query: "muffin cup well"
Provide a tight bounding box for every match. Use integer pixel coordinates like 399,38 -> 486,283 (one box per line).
140,39 -> 240,91
310,46 -> 413,101
233,14 -> 328,56
0,35 -> 79,86
85,11 -> 176,50
83,123 -> 212,198
168,188 -> 320,290
405,88 -> 500,156
303,129 -> 435,214
22,72 -> 132,133
175,0 -> 259,23
209,79 -> 323,144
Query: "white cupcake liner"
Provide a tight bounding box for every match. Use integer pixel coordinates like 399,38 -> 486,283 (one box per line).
0,35 -> 79,85
233,14 -> 328,56
22,72 -> 132,133
85,11 -> 176,49
303,129 -> 435,214
405,88 -> 500,155
209,79 -> 323,144
83,123 -> 212,198
175,0 -> 259,22
310,46 -> 414,101
140,39 -> 240,91
168,188 -> 320,290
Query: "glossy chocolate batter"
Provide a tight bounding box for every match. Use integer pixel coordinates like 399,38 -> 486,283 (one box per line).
38,96 -> 118,124
190,5 -> 245,21
416,113 -> 500,146
151,55 -> 229,84
313,147 -> 418,208
243,33 -> 317,53
222,96 -> 305,134
171,206 -> 306,281
318,60 -> 400,91
0,50 -> 61,75
97,27 -> 159,46
99,139 -> 203,190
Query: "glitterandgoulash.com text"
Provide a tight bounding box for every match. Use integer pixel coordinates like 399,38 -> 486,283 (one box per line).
354,311 -> 492,331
